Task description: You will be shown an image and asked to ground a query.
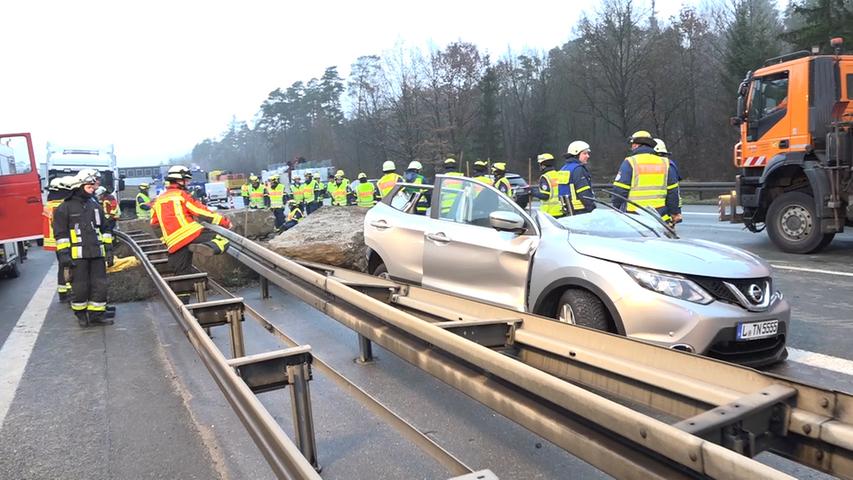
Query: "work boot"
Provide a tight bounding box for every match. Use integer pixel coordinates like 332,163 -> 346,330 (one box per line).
75,311 -> 89,327
105,305 -> 116,319
58,292 -> 71,304
188,243 -> 216,257
89,311 -> 114,326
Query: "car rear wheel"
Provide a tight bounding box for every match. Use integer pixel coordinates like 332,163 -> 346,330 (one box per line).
556,288 -> 613,332
373,262 -> 390,279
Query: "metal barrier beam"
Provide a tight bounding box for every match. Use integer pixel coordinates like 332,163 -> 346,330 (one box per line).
433,319 -> 520,349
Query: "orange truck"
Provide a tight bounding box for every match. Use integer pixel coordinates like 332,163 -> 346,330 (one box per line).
720,38 -> 853,253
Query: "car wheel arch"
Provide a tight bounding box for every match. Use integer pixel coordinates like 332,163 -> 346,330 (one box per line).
532,278 -> 626,335
367,248 -> 385,275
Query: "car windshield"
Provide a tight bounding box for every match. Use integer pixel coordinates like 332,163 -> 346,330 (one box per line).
550,208 -> 670,238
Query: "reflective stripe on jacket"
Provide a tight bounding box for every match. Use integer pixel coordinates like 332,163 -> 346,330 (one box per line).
538,170 -> 564,216
248,185 -> 266,208
327,179 -> 350,206
355,181 -> 376,207
377,173 -> 403,198
622,153 -> 669,211
136,192 -> 151,219
268,184 -> 286,208
42,199 -> 64,251
150,186 -> 229,253
289,183 -> 304,202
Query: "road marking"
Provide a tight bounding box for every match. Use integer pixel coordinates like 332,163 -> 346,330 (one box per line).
0,265 -> 57,430
788,348 -> 853,376
771,264 -> 853,277
682,212 -> 719,216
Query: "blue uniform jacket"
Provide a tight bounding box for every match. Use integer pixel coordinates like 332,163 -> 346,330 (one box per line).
558,158 -> 596,211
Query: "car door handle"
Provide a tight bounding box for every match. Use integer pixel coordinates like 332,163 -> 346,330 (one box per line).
369,220 -> 390,230
26,196 -> 40,204
426,232 -> 450,243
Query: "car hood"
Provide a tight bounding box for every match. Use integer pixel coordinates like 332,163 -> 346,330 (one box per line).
567,234 -> 771,278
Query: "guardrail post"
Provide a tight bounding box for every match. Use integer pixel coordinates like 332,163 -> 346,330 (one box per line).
287,362 -> 319,471
357,334 -> 374,363
228,308 -> 246,359
260,277 -> 270,299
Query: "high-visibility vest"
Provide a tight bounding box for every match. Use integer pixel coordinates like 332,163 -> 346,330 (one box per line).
473,175 -> 493,186
42,199 -> 63,251
303,180 -> 318,203
355,181 -> 377,207
268,183 -> 286,208
240,184 -> 249,197
561,163 -> 588,212
290,183 -> 304,203
494,176 -> 513,199
625,153 -> 669,211
136,192 -> 151,219
440,172 -> 465,214
151,187 -> 229,253
405,174 -> 429,213
377,173 -> 403,198
248,184 -> 266,208
539,170 -> 564,216
287,206 -> 304,222
102,195 -> 119,220
327,179 -> 350,206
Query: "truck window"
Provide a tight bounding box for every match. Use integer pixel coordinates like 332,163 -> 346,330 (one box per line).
749,72 -> 789,120
847,74 -> 852,100
0,138 -> 33,176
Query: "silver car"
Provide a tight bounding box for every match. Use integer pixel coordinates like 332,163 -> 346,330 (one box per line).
364,175 -> 790,366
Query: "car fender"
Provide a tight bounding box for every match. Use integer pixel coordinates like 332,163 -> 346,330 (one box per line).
531,277 -> 626,335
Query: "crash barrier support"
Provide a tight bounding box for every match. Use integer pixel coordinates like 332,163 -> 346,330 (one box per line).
356,334 -> 373,363
207,222 -> 853,480
116,230 -> 322,480
594,181 -> 736,200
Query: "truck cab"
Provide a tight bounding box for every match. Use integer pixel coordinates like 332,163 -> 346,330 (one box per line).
44,143 -> 124,199
0,133 -> 42,278
725,39 -> 853,253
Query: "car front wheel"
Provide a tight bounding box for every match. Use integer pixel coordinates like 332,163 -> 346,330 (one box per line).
556,288 -> 613,332
373,262 -> 390,279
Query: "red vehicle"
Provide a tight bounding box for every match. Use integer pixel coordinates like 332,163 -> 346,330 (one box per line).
0,133 -> 43,278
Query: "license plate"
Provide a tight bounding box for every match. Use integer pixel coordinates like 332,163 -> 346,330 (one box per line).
737,320 -> 779,341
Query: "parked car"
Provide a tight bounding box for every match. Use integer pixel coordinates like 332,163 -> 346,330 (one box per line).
364,175 -> 790,366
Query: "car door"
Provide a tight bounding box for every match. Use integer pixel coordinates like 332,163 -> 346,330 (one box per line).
422,176 -> 538,311
0,133 -> 43,243
364,185 -> 432,283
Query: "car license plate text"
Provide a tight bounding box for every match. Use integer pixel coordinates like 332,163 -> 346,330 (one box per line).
737,320 -> 778,341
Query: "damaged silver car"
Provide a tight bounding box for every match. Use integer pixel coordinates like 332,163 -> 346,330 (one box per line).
364,175 -> 790,366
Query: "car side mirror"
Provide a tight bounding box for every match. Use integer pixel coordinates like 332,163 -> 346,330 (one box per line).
489,211 -> 526,233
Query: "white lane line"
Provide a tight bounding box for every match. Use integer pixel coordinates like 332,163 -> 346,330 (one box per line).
788,348 -> 853,376
771,264 -> 853,277
0,265 -> 57,430
682,212 -> 719,216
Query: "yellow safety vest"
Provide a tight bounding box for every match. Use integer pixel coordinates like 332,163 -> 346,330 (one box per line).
327,179 -> 350,206
303,180 -> 318,203
473,175 -> 493,186
625,153 -> 669,211
440,172 -> 465,214
268,183 -> 286,208
494,176 -> 513,199
136,192 -> 151,219
248,185 -> 266,208
377,173 -> 403,198
240,184 -> 249,196
290,183 -> 304,202
538,170 -> 565,217
356,181 -> 377,207
287,206 -> 303,222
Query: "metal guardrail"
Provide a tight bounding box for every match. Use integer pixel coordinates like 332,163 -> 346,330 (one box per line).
593,181 -> 735,191
208,224 -> 853,480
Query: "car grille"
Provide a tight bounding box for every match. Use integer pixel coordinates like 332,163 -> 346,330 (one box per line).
688,276 -> 772,311
706,335 -> 786,367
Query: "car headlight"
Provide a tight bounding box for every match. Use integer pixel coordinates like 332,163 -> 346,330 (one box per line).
622,265 -> 713,304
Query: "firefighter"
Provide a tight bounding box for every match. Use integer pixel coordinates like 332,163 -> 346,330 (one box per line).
247,175 -> 267,209
289,175 -> 304,211
303,172 -> 321,214
612,131 -> 680,223
150,166 -> 232,284
240,179 -> 251,208
267,174 -> 287,230
439,158 -> 465,215
442,157 -> 464,177
97,186 -> 120,232
53,170 -> 114,327
531,153 -> 565,217
136,182 -> 152,219
558,140 -> 596,214
280,199 -> 304,232
403,161 -> 430,215
354,172 -> 377,208
654,138 -> 683,225
43,176 -> 75,302
491,163 -> 514,199
326,170 -> 351,206
472,160 -> 492,185
377,161 -> 404,199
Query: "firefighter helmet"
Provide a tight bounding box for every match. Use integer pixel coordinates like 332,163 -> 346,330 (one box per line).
566,140 -> 591,156
473,160 -> 487,168
629,130 -> 656,147
139,182 -> 149,190
358,172 -> 367,180
537,153 -> 555,164
74,169 -> 100,186
249,175 -> 259,182
335,170 -> 345,178
654,138 -> 670,156
269,174 -> 279,181
166,165 -> 192,182
407,161 -> 422,171
48,177 -> 64,191
444,158 -> 457,166
491,162 -> 506,172
382,161 -> 396,172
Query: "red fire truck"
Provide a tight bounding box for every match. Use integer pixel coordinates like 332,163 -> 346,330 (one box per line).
0,133 -> 43,278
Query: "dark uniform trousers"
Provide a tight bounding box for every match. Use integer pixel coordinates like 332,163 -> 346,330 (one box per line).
271,207 -> 286,229
71,259 -> 107,313
168,230 -> 226,276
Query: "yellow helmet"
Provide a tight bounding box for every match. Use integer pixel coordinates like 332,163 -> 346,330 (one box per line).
249,175 -> 259,182
335,169 -> 345,178
537,153 -> 555,164
473,160 -> 487,168
444,157 -> 457,166
629,130 -> 656,147
491,162 -> 506,172
139,182 -> 149,189
358,172 -> 367,180
269,174 -> 279,181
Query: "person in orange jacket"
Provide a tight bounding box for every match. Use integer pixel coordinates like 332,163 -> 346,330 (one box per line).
150,165 -> 232,280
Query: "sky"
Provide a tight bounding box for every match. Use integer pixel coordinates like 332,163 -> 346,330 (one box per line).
3,0 -> 706,166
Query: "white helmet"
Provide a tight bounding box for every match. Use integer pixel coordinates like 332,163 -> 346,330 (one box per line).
48,177 -> 64,191
407,160 -> 422,171
74,169 -> 100,186
654,138 -> 670,156
95,186 -> 107,196
566,140 -> 591,156
58,176 -> 76,190
166,165 -> 192,182
382,160 -> 396,172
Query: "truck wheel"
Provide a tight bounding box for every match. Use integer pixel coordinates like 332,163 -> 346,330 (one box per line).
7,260 -> 20,278
766,192 -> 835,254
556,288 -> 614,332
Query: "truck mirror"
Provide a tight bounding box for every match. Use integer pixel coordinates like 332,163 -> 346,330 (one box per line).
118,179 -> 126,191
730,116 -> 743,126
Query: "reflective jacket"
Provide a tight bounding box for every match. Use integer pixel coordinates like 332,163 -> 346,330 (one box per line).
355,181 -> 377,207
136,192 -> 152,219
42,194 -> 65,251
151,185 -> 232,253
102,193 -> 119,220
558,159 -> 595,213
303,179 -> 319,203
473,174 -> 493,186
377,172 -> 403,198
612,146 -> 679,219
289,182 -> 304,203
268,183 -> 286,208
287,206 -> 304,222
53,191 -> 113,259
538,170 -> 564,217
248,184 -> 267,209
494,175 -> 513,199
327,179 -> 351,206
440,171 -> 465,214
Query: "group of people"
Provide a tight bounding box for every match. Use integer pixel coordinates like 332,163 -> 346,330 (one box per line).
531,130 -> 681,224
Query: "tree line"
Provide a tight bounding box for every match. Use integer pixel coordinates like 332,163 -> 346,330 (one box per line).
189,0 -> 853,182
